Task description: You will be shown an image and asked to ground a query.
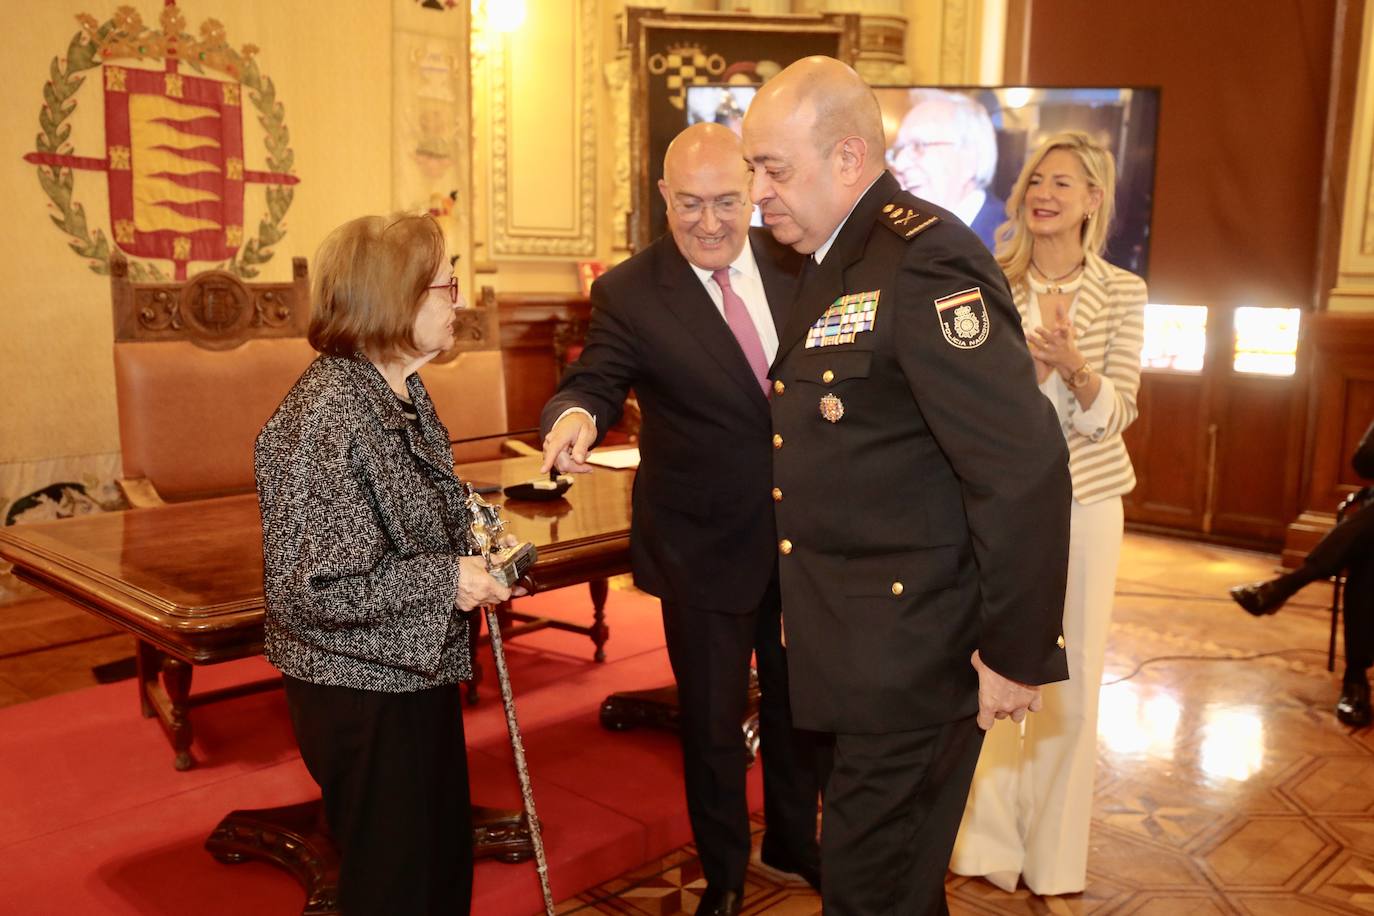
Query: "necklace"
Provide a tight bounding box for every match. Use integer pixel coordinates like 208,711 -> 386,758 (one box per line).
1030,257 -> 1084,295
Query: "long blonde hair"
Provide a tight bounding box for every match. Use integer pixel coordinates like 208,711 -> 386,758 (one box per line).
994,131 -> 1117,285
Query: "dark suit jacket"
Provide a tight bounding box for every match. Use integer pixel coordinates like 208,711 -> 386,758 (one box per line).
541,228 -> 802,613
968,191 -> 1006,253
769,171 -> 1071,734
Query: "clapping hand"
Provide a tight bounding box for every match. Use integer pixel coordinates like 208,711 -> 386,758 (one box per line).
1027,299 -> 1081,378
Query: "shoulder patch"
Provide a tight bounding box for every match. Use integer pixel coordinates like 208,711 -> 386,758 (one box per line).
878,202 -> 940,241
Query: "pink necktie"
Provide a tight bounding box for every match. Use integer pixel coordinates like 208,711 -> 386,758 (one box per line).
713,268 -> 770,397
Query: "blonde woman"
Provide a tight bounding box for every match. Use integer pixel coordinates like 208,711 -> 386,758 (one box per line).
950,131 -> 1146,896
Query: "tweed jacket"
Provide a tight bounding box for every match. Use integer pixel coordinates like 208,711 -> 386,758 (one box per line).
1013,253 -> 1146,505
255,354 -> 475,692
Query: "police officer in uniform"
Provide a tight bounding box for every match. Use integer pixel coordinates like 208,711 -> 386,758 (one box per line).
742,57 -> 1072,915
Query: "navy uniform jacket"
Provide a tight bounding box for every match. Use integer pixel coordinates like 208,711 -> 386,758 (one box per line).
770,171 -> 1071,734
541,228 -> 802,613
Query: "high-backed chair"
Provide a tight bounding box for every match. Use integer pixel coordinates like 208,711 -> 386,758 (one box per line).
111,251 -> 316,766
431,287 -> 612,704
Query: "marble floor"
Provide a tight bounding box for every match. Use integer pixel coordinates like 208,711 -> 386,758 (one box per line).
3,530 -> 1369,914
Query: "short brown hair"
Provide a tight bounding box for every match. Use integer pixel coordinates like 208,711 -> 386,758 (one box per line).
307,213 -> 446,358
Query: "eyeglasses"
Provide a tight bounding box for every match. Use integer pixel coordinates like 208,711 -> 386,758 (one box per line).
670,195 -> 745,221
426,275 -> 460,304
886,140 -> 957,165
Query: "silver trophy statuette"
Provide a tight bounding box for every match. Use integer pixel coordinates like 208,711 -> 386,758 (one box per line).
465,488 -> 538,587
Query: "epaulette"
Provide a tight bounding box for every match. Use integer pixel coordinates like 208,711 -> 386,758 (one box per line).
877,199 -> 940,241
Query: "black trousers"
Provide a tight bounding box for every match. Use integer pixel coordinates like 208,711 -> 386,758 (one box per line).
283,676 -> 474,916
661,579 -> 822,890
821,716 -> 984,916
1301,502 -> 1374,671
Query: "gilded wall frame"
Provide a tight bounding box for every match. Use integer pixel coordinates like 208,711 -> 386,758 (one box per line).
624,9 -> 860,251
487,0 -> 598,258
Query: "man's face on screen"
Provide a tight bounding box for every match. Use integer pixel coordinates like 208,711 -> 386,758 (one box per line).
888,100 -> 976,210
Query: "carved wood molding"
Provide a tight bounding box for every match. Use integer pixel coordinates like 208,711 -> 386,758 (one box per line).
488,0 -> 597,257
939,0 -> 971,83
111,251 -> 309,349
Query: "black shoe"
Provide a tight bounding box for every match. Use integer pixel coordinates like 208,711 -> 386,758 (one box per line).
759,843 -> 822,891
694,885 -> 744,916
1229,578 -> 1296,616
1337,674 -> 1372,728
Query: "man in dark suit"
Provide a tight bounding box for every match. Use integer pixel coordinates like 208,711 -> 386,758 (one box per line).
540,123 -> 820,916
743,57 -> 1072,915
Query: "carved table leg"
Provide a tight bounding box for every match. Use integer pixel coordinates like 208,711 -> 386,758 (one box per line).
206,799 -> 533,916
135,644 -> 197,770
161,657 -> 195,770
600,669 -> 761,764
135,639 -> 160,719
588,578 -> 610,663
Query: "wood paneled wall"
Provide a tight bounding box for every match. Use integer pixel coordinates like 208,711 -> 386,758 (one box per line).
1283,311 -> 1374,568
494,291 -> 591,432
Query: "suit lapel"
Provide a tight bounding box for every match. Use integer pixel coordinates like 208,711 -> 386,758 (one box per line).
656,236 -> 770,412
773,172 -> 898,365
1073,258 -> 1108,341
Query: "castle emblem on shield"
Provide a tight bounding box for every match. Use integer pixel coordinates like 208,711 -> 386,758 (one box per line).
24,3 -> 298,280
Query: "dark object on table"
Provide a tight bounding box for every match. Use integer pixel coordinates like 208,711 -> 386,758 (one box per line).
504,474 -> 573,501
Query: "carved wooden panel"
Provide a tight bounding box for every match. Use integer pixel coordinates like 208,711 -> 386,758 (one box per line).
111,250 -> 308,349
495,291 -> 592,431
1284,311 -> 1374,566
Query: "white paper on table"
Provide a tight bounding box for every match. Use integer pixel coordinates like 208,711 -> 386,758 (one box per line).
586,447 -> 640,469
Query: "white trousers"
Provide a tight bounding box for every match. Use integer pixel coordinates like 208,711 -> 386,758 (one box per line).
949,495 -> 1123,896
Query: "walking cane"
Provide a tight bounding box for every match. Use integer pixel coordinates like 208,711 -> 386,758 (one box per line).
482,601 -> 555,915
466,487 -> 554,914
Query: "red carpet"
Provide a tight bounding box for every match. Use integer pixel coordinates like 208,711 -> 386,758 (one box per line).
0,587 -> 763,915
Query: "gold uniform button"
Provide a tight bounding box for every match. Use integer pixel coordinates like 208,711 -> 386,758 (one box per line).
1057,635 -> 1066,649
773,379 -> 786,395
772,433 -> 783,449
822,369 -> 835,384
891,581 -> 904,596
779,538 -> 793,555
771,487 -> 783,502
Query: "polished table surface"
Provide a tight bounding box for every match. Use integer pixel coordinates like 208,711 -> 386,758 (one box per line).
0,454 -> 635,664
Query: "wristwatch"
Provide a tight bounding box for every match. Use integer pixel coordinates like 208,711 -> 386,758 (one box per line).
1064,362 -> 1092,390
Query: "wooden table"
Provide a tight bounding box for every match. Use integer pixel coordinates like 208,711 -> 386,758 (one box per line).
0,454 -> 633,914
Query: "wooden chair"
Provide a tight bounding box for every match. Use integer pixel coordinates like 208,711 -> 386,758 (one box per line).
110,251 -> 316,768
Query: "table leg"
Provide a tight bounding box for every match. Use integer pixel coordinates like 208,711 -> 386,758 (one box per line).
588,578 -> 610,663
136,642 -> 196,770
205,800 -> 534,916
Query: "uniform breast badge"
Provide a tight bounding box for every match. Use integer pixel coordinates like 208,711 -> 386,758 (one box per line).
934,287 -> 991,350
805,290 -> 880,349
819,393 -> 845,423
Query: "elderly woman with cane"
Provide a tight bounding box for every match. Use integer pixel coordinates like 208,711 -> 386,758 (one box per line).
256,213 -> 515,915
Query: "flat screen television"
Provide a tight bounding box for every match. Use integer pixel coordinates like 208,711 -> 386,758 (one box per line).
684,84 -> 1160,277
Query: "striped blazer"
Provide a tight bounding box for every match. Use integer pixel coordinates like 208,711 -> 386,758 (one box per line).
1013,253 -> 1146,504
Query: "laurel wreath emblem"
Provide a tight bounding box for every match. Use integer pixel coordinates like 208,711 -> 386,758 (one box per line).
32,10 -> 294,280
